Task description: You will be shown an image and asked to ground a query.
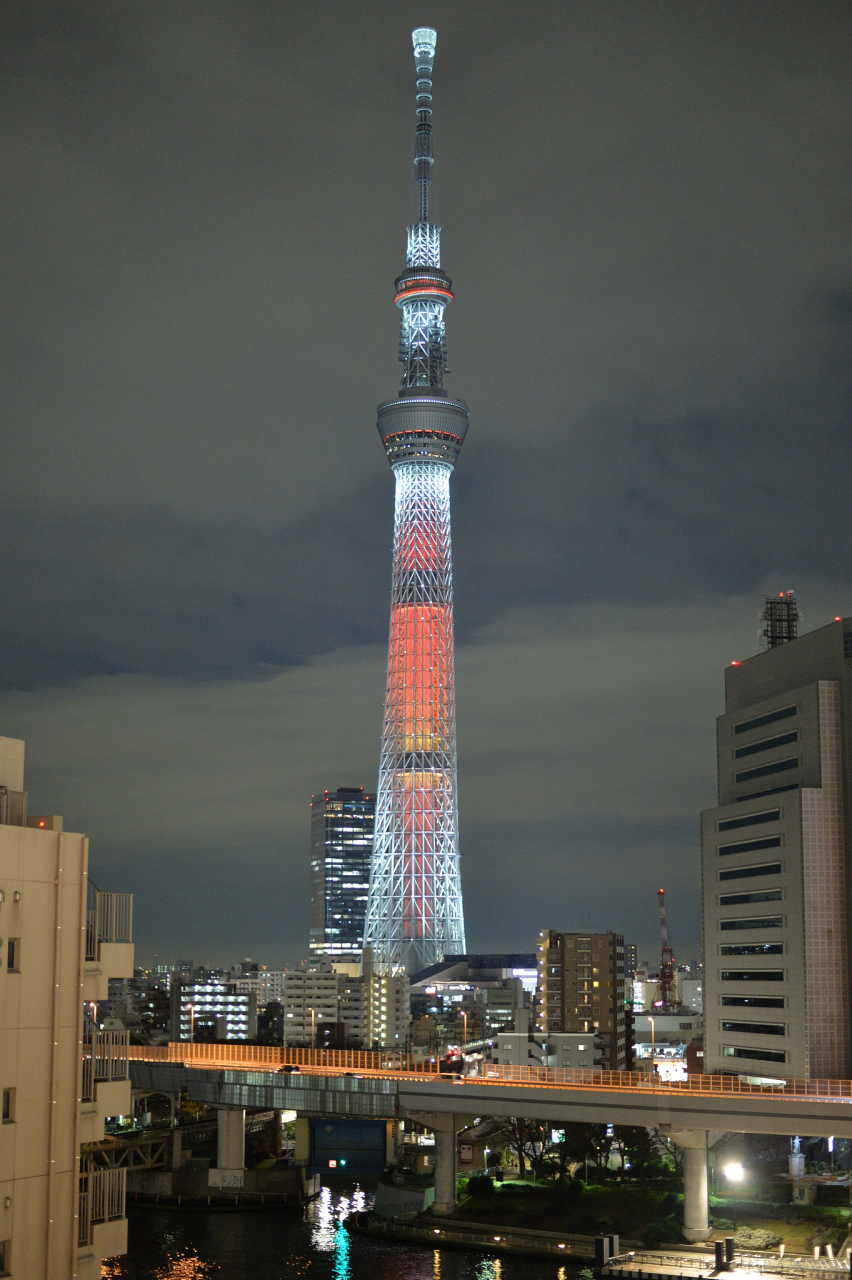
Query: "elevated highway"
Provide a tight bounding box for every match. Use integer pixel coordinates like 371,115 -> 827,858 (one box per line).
129,1045 -> 852,1238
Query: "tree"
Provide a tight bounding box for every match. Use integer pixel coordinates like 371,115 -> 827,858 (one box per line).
495,1117 -> 546,1177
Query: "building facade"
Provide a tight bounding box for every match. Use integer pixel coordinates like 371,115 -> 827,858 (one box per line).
280,960 -> 342,1046
171,980 -> 257,1042
701,617 -> 852,1079
309,789 -> 375,961
536,930 -> 627,1069
0,734 -> 134,1279
362,28 -> 468,974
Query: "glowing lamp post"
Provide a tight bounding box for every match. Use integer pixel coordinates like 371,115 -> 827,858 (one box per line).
724,1161 -> 744,1234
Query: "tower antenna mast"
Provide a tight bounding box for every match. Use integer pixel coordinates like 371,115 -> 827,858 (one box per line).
658,889 -> 676,1014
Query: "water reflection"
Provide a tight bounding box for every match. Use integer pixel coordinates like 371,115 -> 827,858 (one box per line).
103,1249 -> 220,1279
108,1183 -> 574,1279
474,1260 -> 502,1280
309,1182 -> 367,1263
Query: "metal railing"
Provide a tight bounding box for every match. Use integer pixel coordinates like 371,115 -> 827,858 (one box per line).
125,1043 -> 852,1104
82,1022 -> 130,1104
607,1250 -> 852,1276
85,880 -> 133,961
78,1166 -> 126,1247
129,1042 -> 442,1075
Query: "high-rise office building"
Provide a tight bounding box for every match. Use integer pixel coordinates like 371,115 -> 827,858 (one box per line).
362,28 -> 468,974
536,930 -> 627,1069
0,734 -> 135,1278
701,613 -> 851,1079
310,788 -> 375,961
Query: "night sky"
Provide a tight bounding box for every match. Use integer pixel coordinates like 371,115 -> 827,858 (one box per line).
1,1 -> 850,968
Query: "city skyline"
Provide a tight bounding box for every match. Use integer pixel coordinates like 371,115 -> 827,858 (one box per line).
0,1 -> 850,966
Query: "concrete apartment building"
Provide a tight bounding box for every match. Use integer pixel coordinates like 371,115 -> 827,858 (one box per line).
0,735 -> 134,1279
701,615 -> 852,1079
536,930 -> 627,1068
170,979 -> 258,1041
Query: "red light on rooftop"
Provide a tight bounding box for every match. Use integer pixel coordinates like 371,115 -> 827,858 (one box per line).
836,617 -> 842,622
38,820 -> 46,828
731,661 -> 740,666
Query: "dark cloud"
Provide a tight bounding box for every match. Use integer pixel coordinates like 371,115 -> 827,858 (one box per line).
1,0 -> 850,960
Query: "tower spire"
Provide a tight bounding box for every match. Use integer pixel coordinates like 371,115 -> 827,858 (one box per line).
363,29 -> 469,974
412,27 -> 436,225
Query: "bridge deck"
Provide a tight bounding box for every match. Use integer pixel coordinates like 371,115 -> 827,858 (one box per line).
128,1047 -> 852,1136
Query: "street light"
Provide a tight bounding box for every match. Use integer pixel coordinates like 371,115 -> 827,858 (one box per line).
461,1011 -> 468,1051
188,1003 -> 195,1044
308,1007 -> 316,1051
724,1162 -> 744,1234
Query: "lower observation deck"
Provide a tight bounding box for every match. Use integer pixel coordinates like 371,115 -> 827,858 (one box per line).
378,390 -> 469,466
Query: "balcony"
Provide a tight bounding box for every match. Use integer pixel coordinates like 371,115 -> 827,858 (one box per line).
80,1017 -> 131,1142
84,879 -> 134,1001
78,1165 -> 127,1268
85,880 -> 133,960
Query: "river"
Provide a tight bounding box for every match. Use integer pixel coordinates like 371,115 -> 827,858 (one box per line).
101,1183 -> 578,1280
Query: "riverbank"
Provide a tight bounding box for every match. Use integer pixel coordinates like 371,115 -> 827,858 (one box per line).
346,1208 -> 640,1262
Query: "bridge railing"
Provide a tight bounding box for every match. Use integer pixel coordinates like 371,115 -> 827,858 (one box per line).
128,1042 -> 441,1075
126,1045 -> 852,1101
476,1064 -> 852,1099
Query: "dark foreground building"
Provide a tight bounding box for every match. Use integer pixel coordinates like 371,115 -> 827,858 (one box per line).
702,610 -> 852,1079
310,788 -> 375,962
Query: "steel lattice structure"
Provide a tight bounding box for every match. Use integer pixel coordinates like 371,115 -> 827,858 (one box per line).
363,28 -> 468,974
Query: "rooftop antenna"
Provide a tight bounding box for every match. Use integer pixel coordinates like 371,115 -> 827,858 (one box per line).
759,591 -> 800,648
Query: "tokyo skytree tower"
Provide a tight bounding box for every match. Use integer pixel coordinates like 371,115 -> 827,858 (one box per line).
362,28 -> 468,974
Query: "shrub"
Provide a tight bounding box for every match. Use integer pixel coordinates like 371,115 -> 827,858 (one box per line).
642,1219 -> 679,1248
734,1227 -> 783,1250
466,1174 -> 495,1199
812,1228 -> 846,1251
578,1269 -> 595,1280
711,1217 -> 734,1230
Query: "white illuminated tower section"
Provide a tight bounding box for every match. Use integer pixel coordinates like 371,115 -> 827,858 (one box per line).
363,28 -> 468,974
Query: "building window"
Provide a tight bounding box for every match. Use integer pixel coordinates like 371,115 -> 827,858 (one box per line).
721,943 -> 783,956
6,939 -> 19,972
719,862 -> 781,882
718,835 -> 781,857
720,969 -> 784,981
734,731 -> 798,760
1,1090 -> 14,1123
720,916 -> 782,931
718,809 -> 781,833
0,1240 -> 8,1276
721,1020 -> 785,1036
734,705 -> 797,735
722,1045 -> 786,1063
735,783 -> 799,804
722,996 -> 785,1008
735,757 -> 798,785
719,890 -> 782,907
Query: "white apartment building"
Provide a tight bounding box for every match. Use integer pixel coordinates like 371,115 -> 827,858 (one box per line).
491,1032 -> 599,1070
702,618 -> 852,1080
0,735 -> 134,1279
233,969 -> 288,1007
281,959 -> 342,1044
171,980 -> 257,1041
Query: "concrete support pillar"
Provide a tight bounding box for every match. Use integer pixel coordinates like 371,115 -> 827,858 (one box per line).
216,1106 -> 246,1173
660,1126 -> 711,1241
432,1114 -> 457,1216
682,1138 -> 710,1241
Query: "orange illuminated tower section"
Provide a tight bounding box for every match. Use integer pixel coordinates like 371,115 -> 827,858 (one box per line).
362,28 -> 467,973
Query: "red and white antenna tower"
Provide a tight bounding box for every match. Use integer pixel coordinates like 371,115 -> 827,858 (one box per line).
658,889 -> 676,1013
